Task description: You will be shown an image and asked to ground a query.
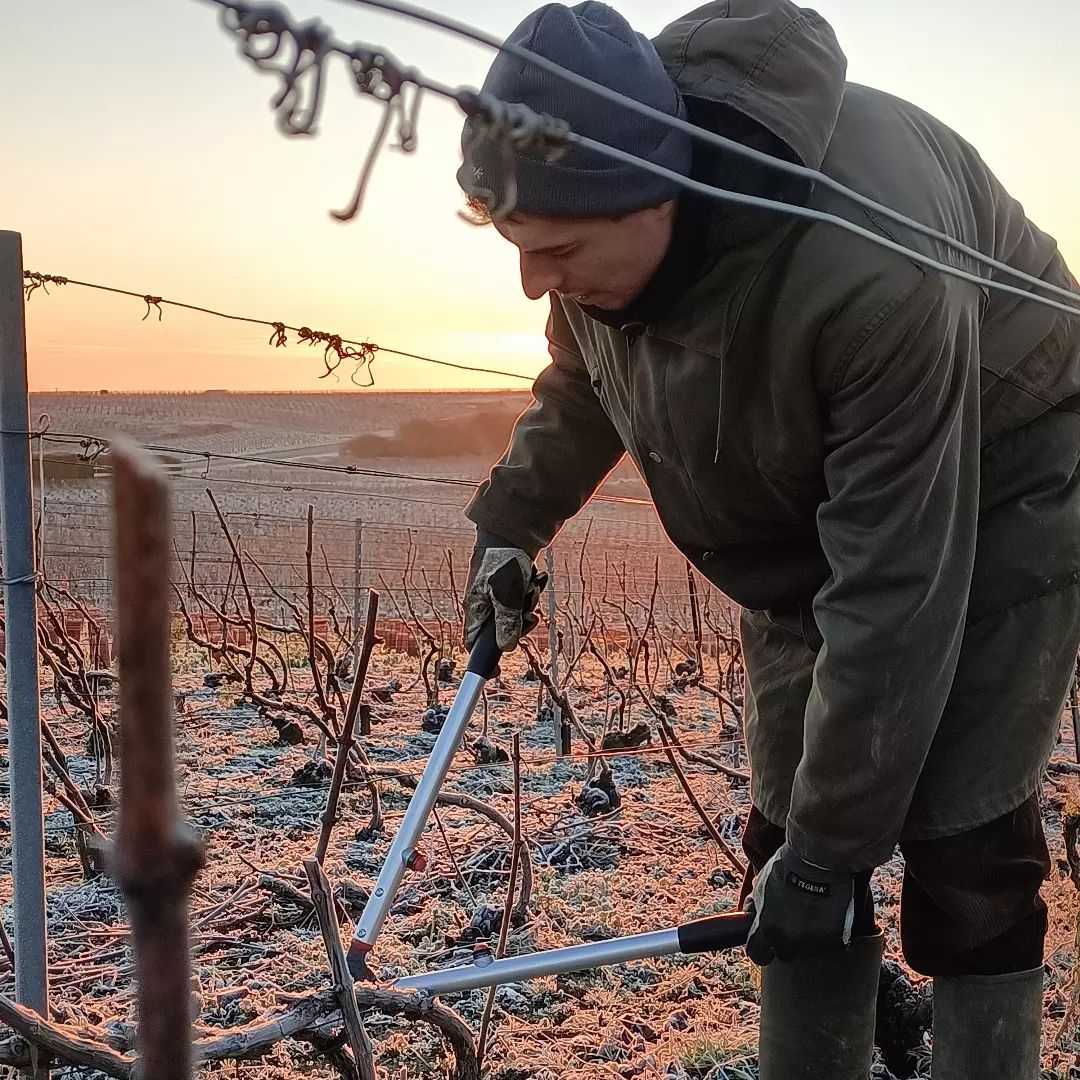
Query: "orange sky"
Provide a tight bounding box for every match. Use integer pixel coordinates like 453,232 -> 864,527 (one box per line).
6,0 -> 1078,392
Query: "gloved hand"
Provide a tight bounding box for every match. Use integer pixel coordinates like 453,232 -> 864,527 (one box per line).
745,843 -> 858,965
464,531 -> 548,652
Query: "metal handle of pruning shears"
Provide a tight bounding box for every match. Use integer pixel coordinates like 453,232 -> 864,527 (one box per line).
391,910 -> 752,995
347,620 -> 500,980
346,618 -> 752,993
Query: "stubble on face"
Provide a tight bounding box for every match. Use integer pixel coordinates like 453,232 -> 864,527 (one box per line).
493,202 -> 676,309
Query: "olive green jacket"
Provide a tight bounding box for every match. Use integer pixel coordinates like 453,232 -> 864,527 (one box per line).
467,0 -> 1080,870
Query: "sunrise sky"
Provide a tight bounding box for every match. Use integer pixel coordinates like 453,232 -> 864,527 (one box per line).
5,0 -> 1078,392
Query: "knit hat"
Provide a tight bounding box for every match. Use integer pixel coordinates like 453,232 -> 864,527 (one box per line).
457,2 -> 692,218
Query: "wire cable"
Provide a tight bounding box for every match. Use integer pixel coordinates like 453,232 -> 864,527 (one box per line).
567,133 -> 1080,319
38,429 -> 654,506
196,0 -> 1080,319
22,272 -> 536,384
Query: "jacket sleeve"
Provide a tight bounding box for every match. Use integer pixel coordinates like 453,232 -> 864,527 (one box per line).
785,272 -> 983,872
465,296 -> 626,557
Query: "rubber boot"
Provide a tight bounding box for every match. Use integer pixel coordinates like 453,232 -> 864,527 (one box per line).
931,967 -> 1043,1080
758,931 -> 883,1080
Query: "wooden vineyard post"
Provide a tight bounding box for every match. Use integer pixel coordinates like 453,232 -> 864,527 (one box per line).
109,440 -> 206,1080
544,546 -> 568,756
0,230 -> 50,1075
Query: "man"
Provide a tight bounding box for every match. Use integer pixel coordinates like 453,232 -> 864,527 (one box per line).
459,2 -> 1080,1077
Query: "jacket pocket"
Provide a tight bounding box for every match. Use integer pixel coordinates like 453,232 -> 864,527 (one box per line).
757,601 -> 823,653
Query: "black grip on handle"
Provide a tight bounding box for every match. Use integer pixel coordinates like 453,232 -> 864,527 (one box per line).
677,911 -> 752,955
466,619 -> 501,679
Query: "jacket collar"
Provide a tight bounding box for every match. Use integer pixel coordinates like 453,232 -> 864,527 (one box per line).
577,99 -> 812,334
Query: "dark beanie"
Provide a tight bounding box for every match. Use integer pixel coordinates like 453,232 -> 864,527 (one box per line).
457,2 -> 692,218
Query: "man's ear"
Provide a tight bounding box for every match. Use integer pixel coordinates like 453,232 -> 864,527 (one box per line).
460,194 -> 494,226
612,199 -> 677,225
652,199 -> 678,223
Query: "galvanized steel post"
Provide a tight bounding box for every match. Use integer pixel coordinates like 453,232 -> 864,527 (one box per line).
0,231 -> 50,1028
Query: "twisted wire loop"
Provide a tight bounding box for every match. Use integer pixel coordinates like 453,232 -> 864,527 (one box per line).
22,271 -> 70,301
218,1 -> 331,136
78,438 -> 109,464
457,91 -> 571,220
393,82 -> 423,154
351,342 -> 379,388
331,54 -> 427,221
142,295 -> 164,321
331,98 -> 395,222
294,327 -> 378,384
211,0 -> 571,224
322,333 -> 349,377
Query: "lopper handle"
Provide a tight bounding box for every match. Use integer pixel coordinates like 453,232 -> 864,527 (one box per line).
466,617 -> 501,680
676,911 -> 753,955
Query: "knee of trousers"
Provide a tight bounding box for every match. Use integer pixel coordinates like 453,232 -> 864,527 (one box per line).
898,797 -> 1050,977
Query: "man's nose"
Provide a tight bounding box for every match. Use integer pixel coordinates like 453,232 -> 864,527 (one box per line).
519,252 -> 563,300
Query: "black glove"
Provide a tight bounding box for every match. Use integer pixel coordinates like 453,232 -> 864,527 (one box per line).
745,843 -> 858,965
463,530 -> 548,652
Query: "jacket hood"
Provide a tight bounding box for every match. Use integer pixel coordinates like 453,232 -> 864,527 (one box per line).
652,1 -> 847,171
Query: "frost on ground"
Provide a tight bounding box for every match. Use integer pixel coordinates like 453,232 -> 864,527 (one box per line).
1,642 -> 1079,1080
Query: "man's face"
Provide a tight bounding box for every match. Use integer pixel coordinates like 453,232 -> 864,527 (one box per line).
493,201 -> 676,310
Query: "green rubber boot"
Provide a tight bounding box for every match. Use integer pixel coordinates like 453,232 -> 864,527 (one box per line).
758,932 -> 883,1080
931,967 -> 1043,1080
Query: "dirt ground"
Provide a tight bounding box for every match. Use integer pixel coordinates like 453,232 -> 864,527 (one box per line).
2,634 -> 1080,1080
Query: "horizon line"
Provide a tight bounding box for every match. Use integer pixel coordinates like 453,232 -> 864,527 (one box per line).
27,386 -> 534,396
